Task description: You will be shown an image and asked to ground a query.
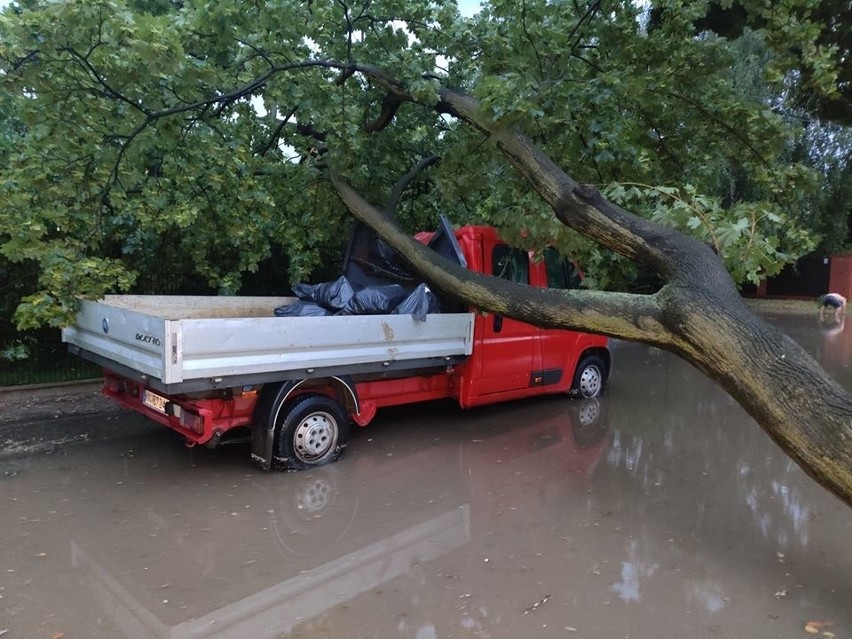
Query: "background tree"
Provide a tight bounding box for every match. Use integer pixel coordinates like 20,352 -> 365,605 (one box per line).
684,0 -> 852,255
0,0 -> 826,321
689,0 -> 852,127
0,0 -> 849,502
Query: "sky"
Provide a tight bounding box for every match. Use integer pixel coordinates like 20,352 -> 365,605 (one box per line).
458,0 -> 482,16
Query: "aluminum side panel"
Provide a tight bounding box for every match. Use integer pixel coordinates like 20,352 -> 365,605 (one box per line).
178,314 -> 475,381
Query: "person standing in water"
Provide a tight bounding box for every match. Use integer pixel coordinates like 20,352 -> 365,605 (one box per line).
818,292 -> 847,321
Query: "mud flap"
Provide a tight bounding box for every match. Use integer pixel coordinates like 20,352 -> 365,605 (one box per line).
250,381 -> 298,471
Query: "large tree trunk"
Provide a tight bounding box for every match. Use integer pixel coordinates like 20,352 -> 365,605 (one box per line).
327,75 -> 852,506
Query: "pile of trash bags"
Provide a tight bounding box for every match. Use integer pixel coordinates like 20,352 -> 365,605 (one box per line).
274,276 -> 441,321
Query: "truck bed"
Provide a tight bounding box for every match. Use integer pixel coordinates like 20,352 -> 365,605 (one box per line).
62,295 -> 475,393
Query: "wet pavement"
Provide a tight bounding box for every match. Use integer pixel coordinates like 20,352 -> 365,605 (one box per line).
1,315 -> 850,638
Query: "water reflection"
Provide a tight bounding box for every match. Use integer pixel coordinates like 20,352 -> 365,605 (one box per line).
71,506 -> 470,637
611,539 -> 658,602
776,313 -> 852,385
688,582 -> 728,614
603,344 -> 820,553
819,315 -> 852,368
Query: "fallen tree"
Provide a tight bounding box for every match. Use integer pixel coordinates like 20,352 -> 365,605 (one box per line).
322,65 -> 852,506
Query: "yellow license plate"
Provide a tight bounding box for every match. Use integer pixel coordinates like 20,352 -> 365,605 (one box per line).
142,390 -> 168,414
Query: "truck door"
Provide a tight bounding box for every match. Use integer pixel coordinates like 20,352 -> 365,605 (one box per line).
538,247 -> 583,388
473,243 -> 542,396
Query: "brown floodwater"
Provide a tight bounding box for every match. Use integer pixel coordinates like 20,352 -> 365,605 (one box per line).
1,315 -> 850,638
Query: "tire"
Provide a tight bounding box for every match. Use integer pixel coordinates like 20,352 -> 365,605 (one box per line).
274,394 -> 350,471
571,355 -> 607,399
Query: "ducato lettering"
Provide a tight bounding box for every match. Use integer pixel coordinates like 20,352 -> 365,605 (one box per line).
135,333 -> 161,346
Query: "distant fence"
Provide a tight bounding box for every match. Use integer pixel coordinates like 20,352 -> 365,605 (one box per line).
0,327 -> 101,387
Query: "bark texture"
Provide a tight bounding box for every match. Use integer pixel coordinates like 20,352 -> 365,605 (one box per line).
327,72 -> 852,506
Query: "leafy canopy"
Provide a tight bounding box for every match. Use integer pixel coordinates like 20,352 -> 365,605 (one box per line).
0,0 -> 840,327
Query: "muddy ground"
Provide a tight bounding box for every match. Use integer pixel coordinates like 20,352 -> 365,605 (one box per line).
0,381 -> 117,426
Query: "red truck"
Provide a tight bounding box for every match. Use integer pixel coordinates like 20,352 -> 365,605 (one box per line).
62,219 -> 610,471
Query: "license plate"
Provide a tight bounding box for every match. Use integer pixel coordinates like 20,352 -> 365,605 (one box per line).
142,390 -> 169,414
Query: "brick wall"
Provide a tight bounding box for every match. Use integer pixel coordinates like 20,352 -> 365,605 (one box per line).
829,253 -> 852,301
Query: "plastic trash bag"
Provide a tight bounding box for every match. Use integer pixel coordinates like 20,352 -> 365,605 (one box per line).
291,276 -> 358,311
283,277 -> 442,320
393,284 -> 441,321
274,301 -> 333,317
336,284 -> 410,315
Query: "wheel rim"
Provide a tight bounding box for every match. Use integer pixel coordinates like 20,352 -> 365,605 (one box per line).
293,411 -> 338,463
578,364 -> 602,398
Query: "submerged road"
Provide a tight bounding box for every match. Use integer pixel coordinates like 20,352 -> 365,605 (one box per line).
1,315 -> 850,638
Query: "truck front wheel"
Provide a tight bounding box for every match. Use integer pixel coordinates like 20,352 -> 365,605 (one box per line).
572,355 -> 607,399
275,394 -> 350,470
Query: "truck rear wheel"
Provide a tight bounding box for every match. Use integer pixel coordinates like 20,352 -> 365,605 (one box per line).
274,394 -> 350,470
572,355 -> 607,399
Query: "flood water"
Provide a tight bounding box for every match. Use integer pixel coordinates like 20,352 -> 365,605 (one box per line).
1,315 -> 850,638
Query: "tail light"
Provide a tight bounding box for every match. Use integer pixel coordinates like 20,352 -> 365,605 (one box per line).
178,408 -> 204,435
105,375 -> 128,394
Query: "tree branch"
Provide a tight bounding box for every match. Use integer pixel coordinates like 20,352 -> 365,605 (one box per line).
253,107 -> 298,157
435,87 -> 693,279
330,166 -> 673,344
383,154 -> 440,216
521,0 -> 545,79
567,0 -> 602,52
60,46 -> 152,116
365,93 -> 405,132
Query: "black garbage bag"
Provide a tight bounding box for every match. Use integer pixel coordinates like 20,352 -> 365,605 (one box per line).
274,301 -> 333,317
291,276 -> 358,311
336,284 -> 410,315
393,283 -> 441,321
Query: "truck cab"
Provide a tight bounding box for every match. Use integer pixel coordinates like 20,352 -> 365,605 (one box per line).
451,225 -> 608,406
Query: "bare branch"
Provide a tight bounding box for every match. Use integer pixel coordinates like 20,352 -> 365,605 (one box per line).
365,93 -> 405,132
567,0 -> 602,51
521,0 -> 545,79
384,155 -> 439,216
236,38 -> 276,69
254,107 -> 298,157
335,66 -> 357,85
60,46 -> 152,116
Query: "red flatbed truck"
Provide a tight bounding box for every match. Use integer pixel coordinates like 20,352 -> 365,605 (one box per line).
62,220 -> 610,471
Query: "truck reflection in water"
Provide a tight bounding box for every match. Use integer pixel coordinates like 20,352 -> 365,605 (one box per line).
66,398 -> 610,638
71,508 -> 470,638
